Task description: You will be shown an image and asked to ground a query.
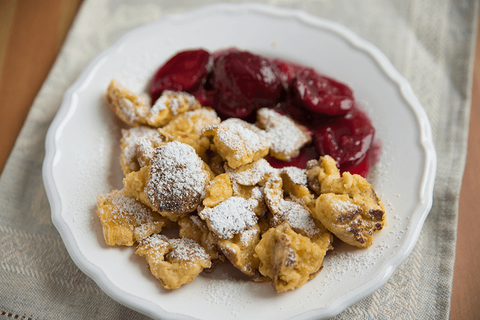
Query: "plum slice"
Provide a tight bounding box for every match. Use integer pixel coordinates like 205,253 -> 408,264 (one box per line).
149,49 -> 211,103
271,58 -> 305,88
212,50 -> 283,118
293,68 -> 354,116
313,105 -> 375,168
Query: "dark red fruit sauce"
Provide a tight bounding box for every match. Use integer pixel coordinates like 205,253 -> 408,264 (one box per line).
149,48 -> 380,178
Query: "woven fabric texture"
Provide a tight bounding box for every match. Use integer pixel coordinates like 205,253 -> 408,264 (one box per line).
0,0 -> 477,319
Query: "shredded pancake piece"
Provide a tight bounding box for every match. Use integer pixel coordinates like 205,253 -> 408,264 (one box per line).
135,234 -> 211,289
106,79 -> 201,128
255,222 -> 329,293
199,195 -> 261,276
123,141 -> 214,221
312,155 -> 386,248
198,196 -> 258,240
96,189 -> 167,246
178,214 -> 225,268
279,167 -> 314,206
106,79 -> 150,126
225,158 -> 277,186
217,224 -> 261,276
161,107 -> 221,136
159,107 -> 221,162
203,118 -> 270,169
120,126 -> 165,175
256,108 -> 311,161
147,90 -> 201,127
202,173 -> 233,208
270,200 -> 322,239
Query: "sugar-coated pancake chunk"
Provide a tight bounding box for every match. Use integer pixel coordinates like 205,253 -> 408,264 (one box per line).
106,79 -> 150,126
217,224 -> 261,276
203,118 -> 270,169
123,141 -> 214,221
135,234 -> 211,289
120,126 -> 165,175
106,79 -> 201,128
178,214 -> 225,268
256,108 -> 311,161
255,222 -> 329,292
312,155 -> 386,248
96,189 -> 167,246
198,196 -> 258,240
159,107 -> 221,162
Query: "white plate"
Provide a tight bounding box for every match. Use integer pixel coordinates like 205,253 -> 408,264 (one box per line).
43,3 -> 436,320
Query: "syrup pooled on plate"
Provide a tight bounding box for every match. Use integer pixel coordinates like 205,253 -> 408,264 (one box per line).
149,48 -> 379,176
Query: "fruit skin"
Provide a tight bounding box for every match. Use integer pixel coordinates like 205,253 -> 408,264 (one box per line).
212,50 -> 283,118
271,58 -> 305,88
149,49 -> 211,103
292,68 -> 354,116
313,105 -> 375,169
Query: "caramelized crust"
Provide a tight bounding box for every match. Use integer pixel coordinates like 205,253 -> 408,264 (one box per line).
312,155 -> 386,248
255,222 -> 329,292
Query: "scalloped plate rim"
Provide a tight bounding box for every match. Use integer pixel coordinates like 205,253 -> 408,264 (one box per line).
43,3 -> 437,320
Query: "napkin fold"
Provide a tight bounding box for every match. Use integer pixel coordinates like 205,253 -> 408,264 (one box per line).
0,0 -> 477,319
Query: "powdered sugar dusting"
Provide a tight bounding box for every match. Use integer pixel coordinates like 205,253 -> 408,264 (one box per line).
280,166 -> 307,185
147,141 -> 208,212
239,227 -> 259,246
200,197 -> 258,239
121,126 -> 161,169
118,96 -> 138,123
139,233 -> 169,248
259,65 -> 277,84
329,195 -> 361,213
150,90 -> 197,117
186,108 -> 221,134
168,237 -> 211,261
226,158 -> 277,186
140,234 -> 210,263
257,108 -> 309,159
98,190 -> 159,233
273,200 -> 319,238
135,137 -> 155,166
202,278 -> 261,317
212,119 -> 270,160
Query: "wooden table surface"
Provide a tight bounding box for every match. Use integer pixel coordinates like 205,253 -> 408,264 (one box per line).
0,1 -> 478,319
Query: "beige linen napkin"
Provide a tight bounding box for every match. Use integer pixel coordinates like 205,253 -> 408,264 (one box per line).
0,0 -> 477,319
